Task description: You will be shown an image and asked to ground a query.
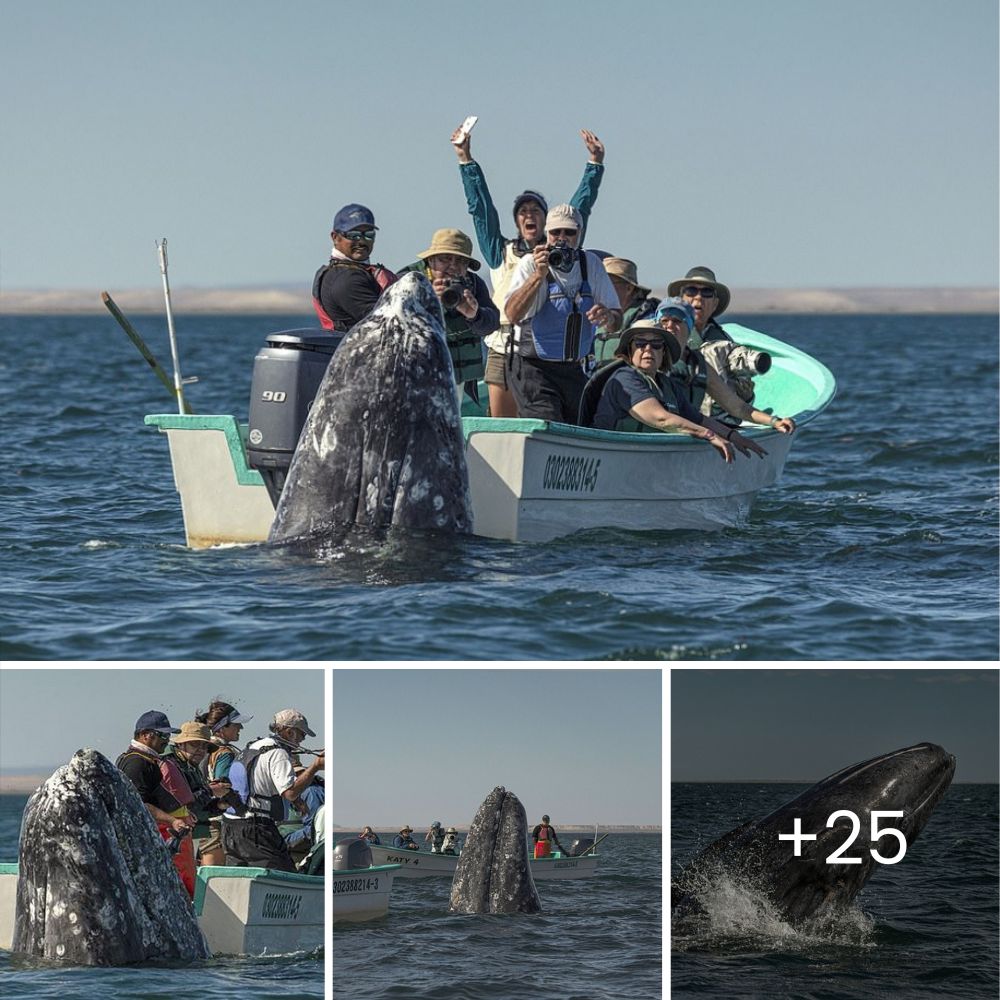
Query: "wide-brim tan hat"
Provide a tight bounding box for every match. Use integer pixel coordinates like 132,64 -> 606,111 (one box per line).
616,319 -> 682,368
603,257 -> 651,299
416,228 -> 480,270
174,721 -> 214,745
666,265 -> 731,317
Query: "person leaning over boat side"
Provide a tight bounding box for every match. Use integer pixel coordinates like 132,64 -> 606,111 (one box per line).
312,203 -> 398,333
504,204 -> 621,424
392,825 -> 419,851
117,710 -> 200,896
667,265 -> 769,422
441,826 -> 461,855
397,229 -> 499,404
585,320 -> 762,462
451,122 -> 606,417
221,709 -> 324,873
657,297 -> 796,436
532,814 -> 567,859
163,722 -> 242,866
360,825 -> 381,845
196,699 -> 253,866
592,257 -> 660,368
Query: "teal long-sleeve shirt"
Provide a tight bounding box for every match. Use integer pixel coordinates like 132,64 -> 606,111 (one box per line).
459,160 -> 605,269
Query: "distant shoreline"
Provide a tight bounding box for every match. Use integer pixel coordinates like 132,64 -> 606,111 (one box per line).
330,824 -> 662,834
0,286 -> 996,315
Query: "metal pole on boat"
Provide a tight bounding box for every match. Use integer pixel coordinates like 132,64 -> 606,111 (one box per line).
155,238 -> 192,415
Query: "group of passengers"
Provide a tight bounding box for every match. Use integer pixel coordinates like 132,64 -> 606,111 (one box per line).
357,823 -> 461,855
117,700 -> 324,897
312,122 -> 796,460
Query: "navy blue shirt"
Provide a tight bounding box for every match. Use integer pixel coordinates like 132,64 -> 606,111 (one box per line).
592,366 -> 703,431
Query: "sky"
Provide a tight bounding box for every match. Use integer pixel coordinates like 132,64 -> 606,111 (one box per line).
331,668 -> 661,827
671,668 -> 999,783
2,0 -> 997,294
0,666 -> 326,771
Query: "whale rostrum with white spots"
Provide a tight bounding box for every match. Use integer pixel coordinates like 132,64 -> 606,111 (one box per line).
12,748 -> 209,965
449,786 -> 542,914
269,271 -> 473,545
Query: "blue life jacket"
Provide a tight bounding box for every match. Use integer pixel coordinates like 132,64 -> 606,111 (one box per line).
527,251 -> 594,361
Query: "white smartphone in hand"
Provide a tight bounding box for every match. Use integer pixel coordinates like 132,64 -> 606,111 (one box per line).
452,116 -> 478,144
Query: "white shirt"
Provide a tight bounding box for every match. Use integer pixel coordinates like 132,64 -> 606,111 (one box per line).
247,738 -> 295,797
504,249 -> 618,350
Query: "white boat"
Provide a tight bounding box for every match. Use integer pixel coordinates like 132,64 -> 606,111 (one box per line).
332,863 -> 401,923
0,862 -> 323,957
144,323 -> 835,545
366,843 -> 599,880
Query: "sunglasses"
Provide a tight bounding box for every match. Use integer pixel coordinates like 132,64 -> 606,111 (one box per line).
548,229 -> 577,237
340,228 -> 377,242
632,338 -> 665,350
681,285 -> 716,299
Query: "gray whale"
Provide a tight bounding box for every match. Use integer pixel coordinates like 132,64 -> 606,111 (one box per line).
269,271 -> 472,545
450,786 -> 541,914
672,742 -> 956,924
13,748 -> 210,965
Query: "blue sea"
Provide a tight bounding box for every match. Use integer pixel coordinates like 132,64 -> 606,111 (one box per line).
0,311 -> 997,660
334,831 -> 661,999
671,782 -> 999,999
0,793 -> 323,999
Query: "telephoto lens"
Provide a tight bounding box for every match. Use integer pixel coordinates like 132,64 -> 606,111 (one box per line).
440,280 -> 465,310
548,244 -> 575,270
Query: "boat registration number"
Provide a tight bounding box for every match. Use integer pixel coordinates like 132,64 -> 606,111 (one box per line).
542,454 -> 601,493
333,877 -> 380,894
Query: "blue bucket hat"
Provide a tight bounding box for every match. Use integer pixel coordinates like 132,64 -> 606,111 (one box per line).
654,296 -> 695,332
135,710 -> 180,734
332,203 -> 377,233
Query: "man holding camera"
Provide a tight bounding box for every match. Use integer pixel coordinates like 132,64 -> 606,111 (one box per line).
398,229 -> 499,402
504,204 -> 621,423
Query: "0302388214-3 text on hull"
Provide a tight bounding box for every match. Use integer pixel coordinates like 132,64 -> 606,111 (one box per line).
144,322 -> 835,546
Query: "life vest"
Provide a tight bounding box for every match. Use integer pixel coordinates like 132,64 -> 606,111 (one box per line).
311,259 -> 398,331
671,348 -> 711,415
400,262 -> 486,384
485,240 -> 531,352
237,739 -> 289,822
614,370 -> 690,433
534,824 -> 553,858
206,741 -> 237,782
522,251 -> 594,362
118,747 -> 193,815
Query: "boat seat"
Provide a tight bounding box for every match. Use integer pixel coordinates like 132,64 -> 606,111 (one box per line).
578,360 -> 626,428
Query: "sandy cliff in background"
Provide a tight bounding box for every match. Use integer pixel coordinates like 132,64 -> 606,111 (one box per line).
0,285 -> 996,315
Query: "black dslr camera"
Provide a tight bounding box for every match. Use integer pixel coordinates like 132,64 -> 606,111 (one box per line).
440,276 -> 473,310
547,242 -> 576,271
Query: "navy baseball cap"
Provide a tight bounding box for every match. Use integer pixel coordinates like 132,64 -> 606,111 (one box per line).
332,203 -> 377,233
135,710 -> 180,734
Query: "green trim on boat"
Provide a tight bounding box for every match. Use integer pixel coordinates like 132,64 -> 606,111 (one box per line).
0,862 -> 18,875
144,414 -> 265,487
192,864 -> 323,916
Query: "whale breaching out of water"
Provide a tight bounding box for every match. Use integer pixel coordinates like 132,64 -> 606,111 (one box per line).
269,271 -> 473,546
672,742 -> 956,925
450,786 -> 541,914
12,748 -> 210,965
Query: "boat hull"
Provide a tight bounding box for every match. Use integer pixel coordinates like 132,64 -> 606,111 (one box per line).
332,864 -> 400,923
366,844 -> 599,880
144,324 -> 834,546
0,863 -> 324,957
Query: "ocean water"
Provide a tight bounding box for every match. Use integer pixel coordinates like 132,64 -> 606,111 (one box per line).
0,312 -> 996,660
671,782 -> 999,999
0,793 -> 323,999
334,831 -> 661,999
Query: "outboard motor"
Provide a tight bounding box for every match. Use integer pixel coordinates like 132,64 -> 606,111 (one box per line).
568,838 -> 595,857
247,330 -> 340,506
331,837 -> 373,872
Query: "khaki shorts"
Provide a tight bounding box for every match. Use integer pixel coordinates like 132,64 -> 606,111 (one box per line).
484,348 -> 508,388
197,823 -> 224,858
